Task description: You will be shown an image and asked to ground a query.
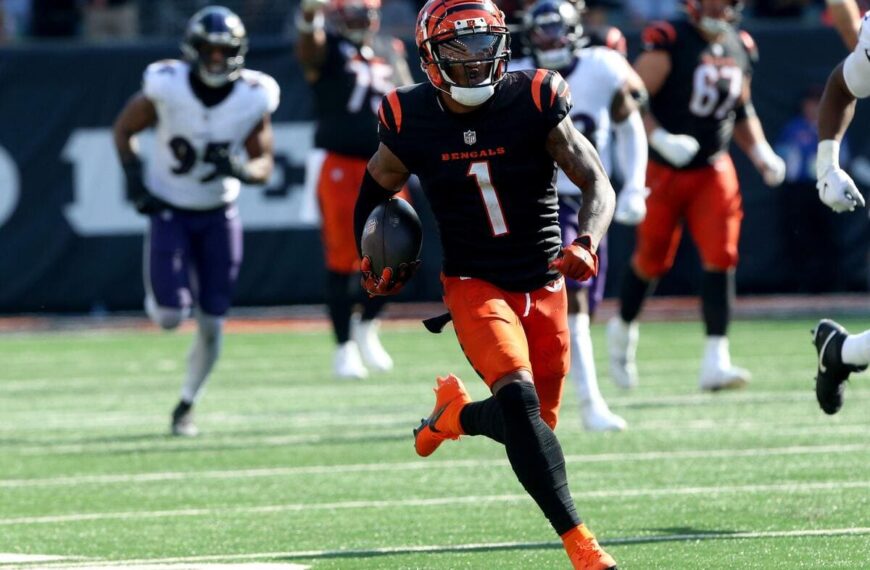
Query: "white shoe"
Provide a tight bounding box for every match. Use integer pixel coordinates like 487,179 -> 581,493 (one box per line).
581,402 -> 627,432
334,341 -> 368,379
353,318 -> 393,372
606,317 -> 639,389
699,365 -> 751,391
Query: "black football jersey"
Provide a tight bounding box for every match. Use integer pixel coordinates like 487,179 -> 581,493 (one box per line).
641,20 -> 757,169
311,33 -> 406,158
378,70 -> 572,292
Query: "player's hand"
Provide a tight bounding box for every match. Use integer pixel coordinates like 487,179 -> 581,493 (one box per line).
301,0 -> 329,15
649,128 -> 700,168
122,157 -> 167,215
549,236 -> 599,282
614,185 -> 649,226
817,167 -> 866,213
360,256 -> 421,296
204,145 -> 252,183
750,142 -> 786,187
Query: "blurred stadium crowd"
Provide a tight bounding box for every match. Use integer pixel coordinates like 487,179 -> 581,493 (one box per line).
0,0 -> 860,41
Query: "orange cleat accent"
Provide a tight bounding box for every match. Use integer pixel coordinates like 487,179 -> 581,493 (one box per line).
413,374 -> 471,457
562,525 -> 618,570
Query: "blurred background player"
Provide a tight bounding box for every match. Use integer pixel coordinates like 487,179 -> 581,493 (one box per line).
355,0 -> 619,566
512,0 -> 649,431
113,6 -> 280,436
811,10 -> 870,415
606,0 -> 786,391
296,0 -> 413,379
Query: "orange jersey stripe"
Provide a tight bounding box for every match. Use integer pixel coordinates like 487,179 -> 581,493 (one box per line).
531,69 -> 547,112
386,90 -> 402,133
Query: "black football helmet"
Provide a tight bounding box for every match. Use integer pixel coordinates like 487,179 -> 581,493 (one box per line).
181,6 -> 248,87
522,0 -> 583,70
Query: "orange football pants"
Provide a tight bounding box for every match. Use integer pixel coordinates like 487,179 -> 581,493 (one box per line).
317,151 -> 409,273
442,274 -> 570,430
634,154 -> 743,278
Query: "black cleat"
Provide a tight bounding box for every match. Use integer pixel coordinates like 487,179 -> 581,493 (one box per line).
171,400 -> 198,437
812,319 -> 866,415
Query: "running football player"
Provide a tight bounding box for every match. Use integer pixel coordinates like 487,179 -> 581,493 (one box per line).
354,0 -> 618,566
113,6 -> 280,436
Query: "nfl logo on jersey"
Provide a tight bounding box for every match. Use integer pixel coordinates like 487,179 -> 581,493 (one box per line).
463,130 -> 476,146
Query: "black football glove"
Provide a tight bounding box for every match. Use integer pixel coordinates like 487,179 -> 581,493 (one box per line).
360,256 -> 421,297
122,157 -> 168,215
202,145 -> 253,183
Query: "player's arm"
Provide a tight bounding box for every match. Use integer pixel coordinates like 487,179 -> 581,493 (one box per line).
113,92 -> 165,214
238,114 -> 275,184
545,116 -> 614,281
827,0 -> 861,50
816,61 -> 865,212
610,64 -> 649,225
634,50 -> 700,167
295,0 -> 329,82
354,143 -> 413,295
732,80 -> 786,187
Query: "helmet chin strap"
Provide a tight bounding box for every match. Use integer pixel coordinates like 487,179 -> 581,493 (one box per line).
197,67 -> 231,87
698,16 -> 731,37
449,85 -> 495,106
535,47 -> 574,70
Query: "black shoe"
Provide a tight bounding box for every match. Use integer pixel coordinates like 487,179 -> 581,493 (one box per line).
171,400 -> 198,437
812,320 -> 867,415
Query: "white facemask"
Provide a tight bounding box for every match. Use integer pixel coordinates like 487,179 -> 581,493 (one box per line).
698,16 -> 731,37
535,47 -> 574,70
450,85 -> 495,107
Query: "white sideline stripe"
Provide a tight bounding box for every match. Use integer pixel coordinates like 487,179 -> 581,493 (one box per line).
16,527 -> 870,569
2,443 -> 868,488
17,565 -> 310,570
3,480 -> 870,526
0,554 -> 78,563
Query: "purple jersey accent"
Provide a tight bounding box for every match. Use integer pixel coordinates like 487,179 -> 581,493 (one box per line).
147,205 -> 243,317
558,195 -> 607,316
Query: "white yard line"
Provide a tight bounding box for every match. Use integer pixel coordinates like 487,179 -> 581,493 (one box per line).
1,442 -> 867,488
10,527 -> 870,569
2,480 -> 869,526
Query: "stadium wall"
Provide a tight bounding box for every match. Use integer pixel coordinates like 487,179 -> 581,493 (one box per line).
0,26 -> 867,313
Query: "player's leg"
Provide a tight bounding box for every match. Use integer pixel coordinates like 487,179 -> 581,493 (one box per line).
607,162 -> 683,389
318,153 -> 368,378
557,197 -> 625,430
812,319 -> 869,414
144,212 -> 192,330
686,156 -> 750,391
170,206 -> 243,436
420,277 -> 616,568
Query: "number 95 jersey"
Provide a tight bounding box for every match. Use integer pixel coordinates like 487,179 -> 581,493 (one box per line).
643,20 -> 756,170
142,60 -> 280,210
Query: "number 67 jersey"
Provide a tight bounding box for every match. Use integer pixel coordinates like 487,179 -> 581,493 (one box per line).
643,20 -> 756,169
142,59 -> 280,210
377,69 -> 571,293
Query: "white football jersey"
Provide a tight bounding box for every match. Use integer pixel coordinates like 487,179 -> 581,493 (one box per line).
512,47 -> 627,195
142,59 -> 280,210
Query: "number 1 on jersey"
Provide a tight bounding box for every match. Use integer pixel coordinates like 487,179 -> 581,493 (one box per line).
468,161 -> 508,237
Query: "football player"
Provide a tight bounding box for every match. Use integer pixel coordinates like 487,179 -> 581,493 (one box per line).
606,0 -> 786,392
810,11 -> 870,414
113,6 -> 280,436
296,0 -> 412,379
354,0 -> 618,567
512,0 -> 648,432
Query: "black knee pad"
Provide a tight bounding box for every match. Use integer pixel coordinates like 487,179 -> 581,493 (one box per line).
495,380 -> 541,423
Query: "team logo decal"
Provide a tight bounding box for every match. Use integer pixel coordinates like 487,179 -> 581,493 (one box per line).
463,130 -> 477,146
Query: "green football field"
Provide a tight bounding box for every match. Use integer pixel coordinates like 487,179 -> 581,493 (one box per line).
1,317 -> 869,569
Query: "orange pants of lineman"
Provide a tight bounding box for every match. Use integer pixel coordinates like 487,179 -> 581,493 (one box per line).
317,151 -> 409,273
442,274 -> 570,430
634,155 -> 743,278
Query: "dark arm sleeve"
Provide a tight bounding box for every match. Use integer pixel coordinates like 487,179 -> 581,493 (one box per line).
354,169 -> 397,256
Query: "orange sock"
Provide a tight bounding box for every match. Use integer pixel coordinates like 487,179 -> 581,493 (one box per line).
442,399 -> 466,436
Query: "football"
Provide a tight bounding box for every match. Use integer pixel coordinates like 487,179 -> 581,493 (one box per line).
360,197 -> 423,276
